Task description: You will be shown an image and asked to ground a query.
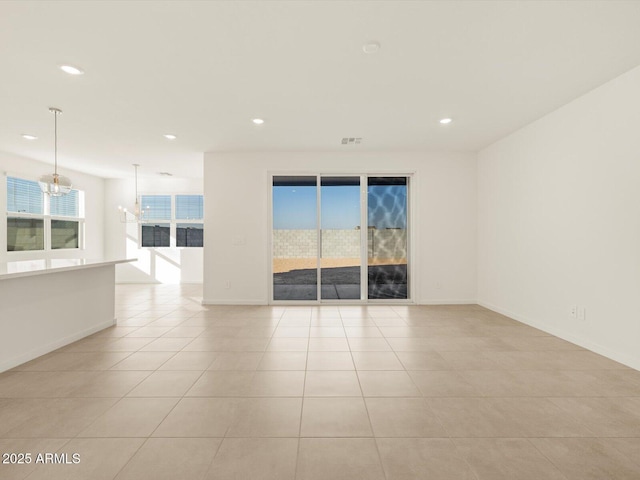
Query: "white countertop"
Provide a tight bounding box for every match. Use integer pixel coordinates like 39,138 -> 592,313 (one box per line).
0,258 -> 136,280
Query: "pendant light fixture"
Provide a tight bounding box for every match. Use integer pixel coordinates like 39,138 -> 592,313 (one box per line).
119,164 -> 147,222
39,107 -> 72,196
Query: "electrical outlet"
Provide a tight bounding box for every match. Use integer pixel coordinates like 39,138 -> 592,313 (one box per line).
434,282 -> 443,290
570,305 -> 577,319
224,280 -> 231,289
578,306 -> 586,321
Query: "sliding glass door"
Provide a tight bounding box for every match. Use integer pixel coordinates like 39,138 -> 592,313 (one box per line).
272,176 -> 318,301
272,174 -> 409,302
367,177 -> 408,299
321,177 -> 361,300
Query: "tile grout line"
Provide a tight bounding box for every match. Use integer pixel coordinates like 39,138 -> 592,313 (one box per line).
525,437 -> 572,480
341,308 -> 389,480
105,436 -> 152,480
293,307 -> 312,480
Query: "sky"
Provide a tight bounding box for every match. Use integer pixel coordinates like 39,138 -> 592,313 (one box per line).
272,184 -> 407,230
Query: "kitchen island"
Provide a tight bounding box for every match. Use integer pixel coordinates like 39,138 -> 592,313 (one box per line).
0,258 -> 135,372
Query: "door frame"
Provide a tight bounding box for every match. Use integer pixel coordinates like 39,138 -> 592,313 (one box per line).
268,171 -> 415,305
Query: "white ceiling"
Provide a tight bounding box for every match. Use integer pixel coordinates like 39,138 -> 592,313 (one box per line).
1,1 -> 640,179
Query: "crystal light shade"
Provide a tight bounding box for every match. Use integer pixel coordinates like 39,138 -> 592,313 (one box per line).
39,173 -> 72,197
118,200 -> 148,223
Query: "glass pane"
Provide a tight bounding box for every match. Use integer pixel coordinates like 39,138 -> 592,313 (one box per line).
176,195 -> 204,220
51,220 -> 79,249
7,177 -> 43,214
321,177 -> 361,300
177,223 -> 203,247
367,177 -> 408,299
272,176 -> 317,301
7,217 -> 44,251
141,223 -> 170,247
140,195 -> 171,220
50,190 -> 79,217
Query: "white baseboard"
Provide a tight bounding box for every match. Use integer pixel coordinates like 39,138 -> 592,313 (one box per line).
417,299 -> 477,305
202,298 -> 478,306
0,318 -> 116,373
202,299 -> 267,305
116,281 -> 203,285
478,300 -> 640,372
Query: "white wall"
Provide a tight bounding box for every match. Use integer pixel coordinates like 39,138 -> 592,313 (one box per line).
0,151 -> 104,263
478,65 -> 640,370
203,151 -> 477,304
104,175 -> 204,284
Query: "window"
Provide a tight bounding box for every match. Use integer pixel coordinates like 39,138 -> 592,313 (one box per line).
141,224 -> 170,247
141,195 -> 171,220
140,194 -> 204,248
176,195 -> 203,220
7,177 -> 43,214
7,218 -> 44,251
177,223 -> 204,247
51,190 -> 79,217
6,176 -> 84,252
50,189 -> 81,249
51,220 -> 79,249
175,195 -> 203,247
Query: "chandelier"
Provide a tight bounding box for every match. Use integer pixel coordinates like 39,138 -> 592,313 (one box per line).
118,164 -> 148,222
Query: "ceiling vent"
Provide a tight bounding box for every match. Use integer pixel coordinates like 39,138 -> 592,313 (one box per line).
158,172 -> 173,176
341,137 -> 362,145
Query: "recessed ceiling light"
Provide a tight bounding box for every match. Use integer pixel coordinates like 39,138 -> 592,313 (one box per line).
362,41 -> 381,54
21,134 -> 38,140
59,65 -> 84,75
252,118 -> 265,125
163,134 -> 177,140
439,118 -> 453,125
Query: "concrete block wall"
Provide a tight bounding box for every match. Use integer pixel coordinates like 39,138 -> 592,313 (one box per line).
273,229 -> 407,259
272,230 -> 317,258
320,229 -> 360,258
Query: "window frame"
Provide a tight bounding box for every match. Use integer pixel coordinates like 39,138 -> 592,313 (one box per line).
6,175 -> 85,254
138,193 -> 204,249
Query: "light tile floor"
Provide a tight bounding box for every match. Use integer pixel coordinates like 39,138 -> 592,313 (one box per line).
1,284 -> 640,479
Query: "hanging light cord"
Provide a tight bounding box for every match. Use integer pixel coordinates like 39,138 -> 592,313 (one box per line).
53,110 -> 58,175
133,164 -> 141,218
